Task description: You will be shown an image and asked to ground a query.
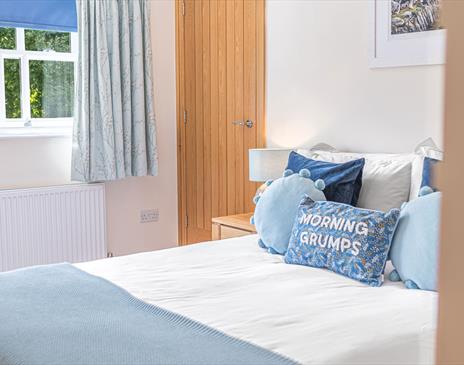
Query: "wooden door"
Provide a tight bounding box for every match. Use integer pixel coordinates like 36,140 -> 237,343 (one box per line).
176,0 -> 265,244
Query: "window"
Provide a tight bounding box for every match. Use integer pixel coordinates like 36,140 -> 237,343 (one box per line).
0,27 -> 77,131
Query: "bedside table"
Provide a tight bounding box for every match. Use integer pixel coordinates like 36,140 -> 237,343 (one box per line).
211,213 -> 256,240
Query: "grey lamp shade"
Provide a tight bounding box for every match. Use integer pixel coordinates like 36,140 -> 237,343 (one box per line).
249,148 -> 292,182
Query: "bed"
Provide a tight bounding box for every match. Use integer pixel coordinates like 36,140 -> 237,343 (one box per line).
67,234 -> 437,365
0,234 -> 436,364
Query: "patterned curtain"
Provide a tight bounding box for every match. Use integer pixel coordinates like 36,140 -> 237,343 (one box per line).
72,0 -> 158,182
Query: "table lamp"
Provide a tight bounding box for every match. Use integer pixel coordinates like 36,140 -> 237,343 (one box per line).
249,148 -> 292,182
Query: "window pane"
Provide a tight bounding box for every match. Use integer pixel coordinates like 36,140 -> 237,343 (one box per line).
29,60 -> 74,118
25,29 -> 71,53
4,59 -> 22,119
0,27 -> 15,49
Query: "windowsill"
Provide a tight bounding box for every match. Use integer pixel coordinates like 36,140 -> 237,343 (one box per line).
0,126 -> 72,139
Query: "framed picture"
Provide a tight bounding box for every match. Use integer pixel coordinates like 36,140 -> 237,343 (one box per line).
369,0 -> 446,68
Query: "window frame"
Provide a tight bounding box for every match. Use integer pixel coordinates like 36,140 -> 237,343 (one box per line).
0,28 -> 77,134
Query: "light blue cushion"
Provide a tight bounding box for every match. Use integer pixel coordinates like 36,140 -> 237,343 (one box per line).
285,197 -> 400,286
252,169 -> 326,255
389,188 -> 441,291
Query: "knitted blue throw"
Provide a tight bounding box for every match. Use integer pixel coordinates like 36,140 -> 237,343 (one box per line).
0,264 -> 297,365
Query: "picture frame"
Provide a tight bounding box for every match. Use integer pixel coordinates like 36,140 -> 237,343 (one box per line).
369,0 -> 446,68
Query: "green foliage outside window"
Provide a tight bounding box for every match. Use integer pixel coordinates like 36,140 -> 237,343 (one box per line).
0,28 -> 15,49
1,27 -> 74,120
25,29 -> 70,52
4,59 -> 21,118
30,60 -> 74,118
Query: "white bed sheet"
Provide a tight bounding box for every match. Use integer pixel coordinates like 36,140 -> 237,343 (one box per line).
77,235 -> 437,365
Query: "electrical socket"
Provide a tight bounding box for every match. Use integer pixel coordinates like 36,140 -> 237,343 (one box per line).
140,209 -> 159,223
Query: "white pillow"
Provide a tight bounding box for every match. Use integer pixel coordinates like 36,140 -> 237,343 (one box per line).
356,160 -> 411,211
297,149 -> 413,212
414,137 -> 443,161
298,138 -> 443,210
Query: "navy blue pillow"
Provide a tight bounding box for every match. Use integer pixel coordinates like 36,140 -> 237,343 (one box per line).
286,151 -> 364,206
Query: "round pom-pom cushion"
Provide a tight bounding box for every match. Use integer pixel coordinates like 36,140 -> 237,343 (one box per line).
253,169 -> 326,255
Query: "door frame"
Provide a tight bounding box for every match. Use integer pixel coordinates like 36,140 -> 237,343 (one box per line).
175,0 -> 266,245
175,0 -> 187,245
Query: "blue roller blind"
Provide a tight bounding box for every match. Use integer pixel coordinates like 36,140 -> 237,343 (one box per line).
0,0 -> 77,32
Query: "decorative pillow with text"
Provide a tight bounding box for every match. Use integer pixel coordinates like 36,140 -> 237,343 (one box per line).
285,197 -> 400,286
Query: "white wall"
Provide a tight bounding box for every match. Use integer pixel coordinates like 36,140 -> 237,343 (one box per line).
266,0 -> 445,153
105,0 -> 177,256
0,0 -> 178,256
0,135 -> 72,188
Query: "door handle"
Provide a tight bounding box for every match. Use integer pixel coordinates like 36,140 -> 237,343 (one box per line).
232,120 -> 254,128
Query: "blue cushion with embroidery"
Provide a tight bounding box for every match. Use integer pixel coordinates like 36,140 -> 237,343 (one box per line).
389,187 -> 441,291
251,169 -> 326,255
285,197 -> 400,286
286,151 -> 365,205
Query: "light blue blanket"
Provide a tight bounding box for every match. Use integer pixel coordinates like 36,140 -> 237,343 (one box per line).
0,264 -> 297,365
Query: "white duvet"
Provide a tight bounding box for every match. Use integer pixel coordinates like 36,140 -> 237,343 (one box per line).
77,235 -> 437,365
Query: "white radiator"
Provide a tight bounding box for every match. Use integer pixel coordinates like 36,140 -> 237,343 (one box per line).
0,184 -> 107,272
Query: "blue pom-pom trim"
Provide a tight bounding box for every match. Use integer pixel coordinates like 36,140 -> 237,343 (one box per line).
250,215 -> 255,225
283,169 -> 293,177
404,280 -> 419,290
258,239 -> 266,249
419,186 -> 434,197
253,195 -> 260,205
267,247 -> 279,254
389,269 -> 401,282
265,179 -> 273,186
299,168 -> 311,178
314,179 -> 325,191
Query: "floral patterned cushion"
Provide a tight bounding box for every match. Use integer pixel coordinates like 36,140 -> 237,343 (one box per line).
285,197 -> 400,286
